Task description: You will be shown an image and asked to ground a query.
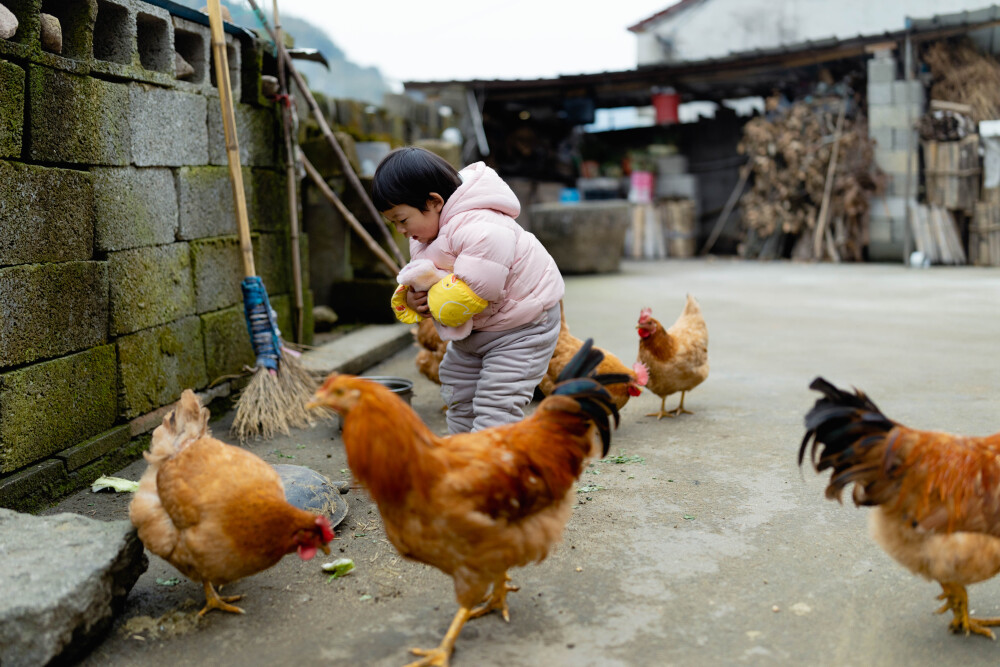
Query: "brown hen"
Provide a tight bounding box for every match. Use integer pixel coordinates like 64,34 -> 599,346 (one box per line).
129,390 -> 333,616
635,295 -> 709,419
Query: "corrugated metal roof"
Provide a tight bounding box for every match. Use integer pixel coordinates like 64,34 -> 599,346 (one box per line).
403,3 -> 1000,105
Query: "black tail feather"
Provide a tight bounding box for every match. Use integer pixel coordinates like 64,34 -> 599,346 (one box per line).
800,376 -> 897,504
551,338 -> 622,457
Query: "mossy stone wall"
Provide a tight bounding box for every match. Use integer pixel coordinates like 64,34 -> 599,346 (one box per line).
0,0 -> 311,511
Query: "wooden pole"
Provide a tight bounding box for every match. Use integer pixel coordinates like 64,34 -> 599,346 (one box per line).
700,163 -> 750,255
301,152 -> 401,276
273,0 -> 304,343
813,97 -> 847,260
207,0 -> 254,278
243,0 -> 406,268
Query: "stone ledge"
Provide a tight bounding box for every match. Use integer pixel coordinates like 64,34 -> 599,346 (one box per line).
301,323 -> 413,376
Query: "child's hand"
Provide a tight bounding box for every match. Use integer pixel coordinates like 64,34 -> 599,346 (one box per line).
406,289 -> 430,316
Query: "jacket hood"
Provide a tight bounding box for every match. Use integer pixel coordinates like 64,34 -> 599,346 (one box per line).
440,162 -> 520,225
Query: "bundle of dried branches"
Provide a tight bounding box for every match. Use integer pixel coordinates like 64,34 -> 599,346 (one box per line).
736,95 -> 885,261
923,38 -> 1000,123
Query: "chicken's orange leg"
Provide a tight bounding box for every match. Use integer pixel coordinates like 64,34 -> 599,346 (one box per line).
469,572 -> 520,622
198,581 -> 244,616
935,582 -> 1000,639
404,606 -> 471,667
667,391 -> 694,416
646,395 -> 674,420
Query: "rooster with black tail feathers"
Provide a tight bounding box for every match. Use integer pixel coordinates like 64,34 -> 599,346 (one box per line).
309,339 -> 625,666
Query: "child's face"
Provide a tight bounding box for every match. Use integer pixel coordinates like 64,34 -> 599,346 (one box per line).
383,195 -> 443,244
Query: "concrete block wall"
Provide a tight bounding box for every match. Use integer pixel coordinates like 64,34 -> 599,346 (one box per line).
0,0 -> 311,511
866,49 -> 924,261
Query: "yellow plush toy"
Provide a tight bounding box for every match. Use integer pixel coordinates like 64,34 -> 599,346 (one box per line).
429,274 -> 487,327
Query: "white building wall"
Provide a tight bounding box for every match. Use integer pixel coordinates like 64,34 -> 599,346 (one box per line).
637,0 -> 995,65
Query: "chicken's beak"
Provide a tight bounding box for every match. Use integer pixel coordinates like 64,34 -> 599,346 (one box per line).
305,398 -> 322,410
320,543 -> 331,555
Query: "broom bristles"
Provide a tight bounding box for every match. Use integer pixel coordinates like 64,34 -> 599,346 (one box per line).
231,348 -> 330,442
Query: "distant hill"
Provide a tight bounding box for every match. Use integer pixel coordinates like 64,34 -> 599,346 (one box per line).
170,0 -> 392,105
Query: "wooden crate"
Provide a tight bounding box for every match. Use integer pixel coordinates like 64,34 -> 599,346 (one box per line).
922,135 -> 981,213
971,201 -> 1000,266
657,199 -> 697,258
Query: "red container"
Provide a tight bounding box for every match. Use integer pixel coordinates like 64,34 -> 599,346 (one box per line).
652,90 -> 680,125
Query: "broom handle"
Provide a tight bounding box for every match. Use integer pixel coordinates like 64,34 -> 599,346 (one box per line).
244,0 -> 406,268
207,0 -> 255,279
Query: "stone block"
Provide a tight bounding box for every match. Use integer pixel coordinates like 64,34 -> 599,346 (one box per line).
1,0 -> 94,71
108,243 -> 195,335
892,127 -> 918,151
0,262 -> 108,370
887,171 -> 919,197
250,167 -> 291,233
868,104 -> 918,130
0,60 -> 24,158
88,0 -> 175,86
529,201 -> 631,274
176,165 -> 249,239
54,425 -> 130,471
0,510 -> 147,665
867,81 -> 893,106
117,315 -> 207,418
91,166 -> 177,251
28,65 -> 131,165
874,148 -> 912,174
0,161 -> 94,265
869,196 -> 910,221
0,460 -> 68,511
129,84 -> 208,166
867,56 -> 896,84
190,236 -> 242,313
868,125 -> 893,150
208,101 -> 276,167
201,305 -> 254,383
255,231 -> 293,295
892,79 -> 925,108
171,16 -> 210,91
0,345 -> 117,473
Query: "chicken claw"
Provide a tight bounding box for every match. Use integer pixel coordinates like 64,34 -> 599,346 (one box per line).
469,573 -> 519,622
198,581 -> 245,616
935,583 -> 1000,639
404,607 -> 471,667
647,392 -> 694,419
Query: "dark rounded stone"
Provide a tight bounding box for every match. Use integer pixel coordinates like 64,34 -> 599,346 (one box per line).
273,464 -> 348,528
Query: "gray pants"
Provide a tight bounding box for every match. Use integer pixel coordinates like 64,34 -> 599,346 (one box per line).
439,303 -> 561,434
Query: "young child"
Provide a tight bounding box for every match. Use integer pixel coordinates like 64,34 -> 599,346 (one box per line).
373,147 -> 564,434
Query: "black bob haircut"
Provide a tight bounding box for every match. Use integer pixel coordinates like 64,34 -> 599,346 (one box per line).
371,147 -> 462,212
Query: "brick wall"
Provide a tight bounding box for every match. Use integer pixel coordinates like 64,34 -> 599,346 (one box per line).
0,0 -> 310,511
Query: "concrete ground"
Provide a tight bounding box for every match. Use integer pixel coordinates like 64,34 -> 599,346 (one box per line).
51,258 -> 1000,666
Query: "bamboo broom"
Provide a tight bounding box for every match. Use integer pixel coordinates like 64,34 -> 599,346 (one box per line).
205,0 -> 318,441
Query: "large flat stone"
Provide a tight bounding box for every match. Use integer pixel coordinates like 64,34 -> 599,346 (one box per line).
0,509 -> 147,667
0,161 -> 95,265
28,66 -> 131,166
0,345 -> 118,473
0,262 -> 109,370
117,316 -> 208,418
91,166 -> 178,251
107,243 -> 195,335
0,60 -> 24,158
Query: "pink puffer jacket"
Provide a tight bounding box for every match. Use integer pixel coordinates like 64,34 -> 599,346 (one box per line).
407,162 -> 564,331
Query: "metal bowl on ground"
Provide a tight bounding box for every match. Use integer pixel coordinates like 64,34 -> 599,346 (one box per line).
362,376 -> 414,404
274,464 -> 349,528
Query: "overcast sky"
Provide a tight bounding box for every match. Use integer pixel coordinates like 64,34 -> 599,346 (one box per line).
267,0 -> 670,85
